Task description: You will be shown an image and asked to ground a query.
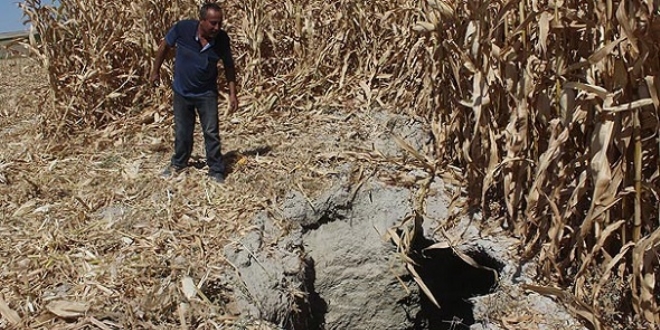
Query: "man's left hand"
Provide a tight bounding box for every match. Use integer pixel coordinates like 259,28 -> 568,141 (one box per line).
229,94 -> 239,113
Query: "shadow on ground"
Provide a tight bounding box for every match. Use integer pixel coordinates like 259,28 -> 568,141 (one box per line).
186,145 -> 273,176
411,238 -> 504,330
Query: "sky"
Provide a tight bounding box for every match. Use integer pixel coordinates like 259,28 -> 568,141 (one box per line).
0,1 -> 28,33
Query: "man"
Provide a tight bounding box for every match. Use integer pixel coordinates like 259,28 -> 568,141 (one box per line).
150,3 -> 238,183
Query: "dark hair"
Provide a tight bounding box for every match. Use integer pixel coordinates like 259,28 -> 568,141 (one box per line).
199,3 -> 222,20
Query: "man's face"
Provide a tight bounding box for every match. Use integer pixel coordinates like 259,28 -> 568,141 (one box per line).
201,9 -> 222,38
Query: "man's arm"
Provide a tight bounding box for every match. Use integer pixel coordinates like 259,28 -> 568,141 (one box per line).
219,32 -> 238,112
228,80 -> 238,110
150,39 -> 172,86
223,61 -> 238,113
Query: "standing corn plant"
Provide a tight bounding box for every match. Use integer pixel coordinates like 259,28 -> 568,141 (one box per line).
20,0 -> 200,135
417,0 -> 660,328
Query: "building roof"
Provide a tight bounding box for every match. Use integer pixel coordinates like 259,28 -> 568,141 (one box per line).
0,30 -> 32,42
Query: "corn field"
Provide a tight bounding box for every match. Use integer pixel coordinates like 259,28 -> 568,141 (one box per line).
20,0 -> 660,328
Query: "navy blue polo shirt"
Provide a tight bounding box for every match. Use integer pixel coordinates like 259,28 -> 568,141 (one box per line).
165,20 -> 236,97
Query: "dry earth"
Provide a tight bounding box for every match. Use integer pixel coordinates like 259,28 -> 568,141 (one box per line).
1,58 -> 587,329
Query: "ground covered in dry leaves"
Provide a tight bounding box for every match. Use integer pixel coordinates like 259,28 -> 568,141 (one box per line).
0,58 -> 422,329
0,59 -> 592,330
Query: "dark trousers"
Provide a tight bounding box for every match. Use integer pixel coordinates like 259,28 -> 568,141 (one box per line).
171,92 -> 225,175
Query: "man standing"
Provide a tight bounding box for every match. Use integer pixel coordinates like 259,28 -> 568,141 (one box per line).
150,3 -> 238,183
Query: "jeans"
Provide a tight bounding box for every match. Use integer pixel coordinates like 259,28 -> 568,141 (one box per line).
171,91 -> 225,175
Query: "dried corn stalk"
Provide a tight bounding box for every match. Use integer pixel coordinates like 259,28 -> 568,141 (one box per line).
421,0 -> 660,327
21,0 -> 660,327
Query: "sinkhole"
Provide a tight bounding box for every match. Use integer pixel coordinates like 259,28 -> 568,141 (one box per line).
409,238 -> 504,330
296,237 -> 504,330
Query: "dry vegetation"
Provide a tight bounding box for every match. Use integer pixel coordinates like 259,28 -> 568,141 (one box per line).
0,55 -> 360,329
415,1 -> 660,329
0,0 -> 658,329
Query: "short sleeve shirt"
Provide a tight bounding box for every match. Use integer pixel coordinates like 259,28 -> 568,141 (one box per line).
165,20 -> 236,97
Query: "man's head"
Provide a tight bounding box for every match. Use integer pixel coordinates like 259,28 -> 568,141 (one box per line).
199,3 -> 223,38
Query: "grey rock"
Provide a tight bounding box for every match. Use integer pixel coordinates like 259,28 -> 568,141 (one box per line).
302,179 -> 419,330
371,113 -> 433,159
225,169 -> 588,330
224,213 -> 311,330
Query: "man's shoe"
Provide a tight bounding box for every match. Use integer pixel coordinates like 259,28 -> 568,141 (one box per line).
161,165 -> 184,178
208,172 -> 225,183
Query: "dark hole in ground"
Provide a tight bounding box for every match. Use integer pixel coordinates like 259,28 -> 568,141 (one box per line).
300,256 -> 328,329
298,240 -> 503,330
411,238 -> 504,330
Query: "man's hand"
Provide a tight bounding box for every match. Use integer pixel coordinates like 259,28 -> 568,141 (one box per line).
225,81 -> 239,115
149,72 -> 161,87
229,94 -> 239,113
151,40 -> 171,88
